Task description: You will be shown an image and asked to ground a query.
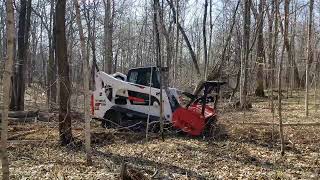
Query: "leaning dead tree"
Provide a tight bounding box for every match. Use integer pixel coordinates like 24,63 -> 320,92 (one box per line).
167,0 -> 200,75
2,0 -> 15,179
207,0 -> 240,81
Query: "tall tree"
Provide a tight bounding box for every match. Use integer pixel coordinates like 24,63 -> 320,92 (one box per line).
173,0 -> 179,86
104,0 -> 113,74
55,0 -> 73,145
240,0 -> 251,108
255,0 -> 265,97
203,0 -> 208,79
156,0 -> 173,82
154,0 -> 164,140
83,1 -> 99,89
48,0 -> 57,106
73,0 -> 92,164
278,0 -> 290,156
305,0 -> 314,117
2,0 -> 15,178
290,0 -> 299,92
270,0 -> 279,115
10,0 -> 32,111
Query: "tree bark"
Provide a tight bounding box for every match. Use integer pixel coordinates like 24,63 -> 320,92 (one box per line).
203,0 -> 208,79
278,44 -> 285,156
305,0 -> 314,117
270,0 -> 279,115
274,0 -> 285,156
73,0 -> 92,165
266,0 -> 274,90
55,0 -> 73,145
290,8 -> 300,90
240,0 -> 251,109
47,0 -> 57,106
255,0 -> 265,97
104,0 -> 113,74
83,1 -> 99,89
153,0 -> 164,140
173,0 -> 179,86
156,0 -> 173,81
10,0 -> 32,111
2,0 -> 15,178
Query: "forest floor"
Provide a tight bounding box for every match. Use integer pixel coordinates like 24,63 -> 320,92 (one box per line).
1,86 -> 320,179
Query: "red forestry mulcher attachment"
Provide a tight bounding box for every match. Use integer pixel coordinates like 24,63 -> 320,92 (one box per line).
172,81 -> 226,136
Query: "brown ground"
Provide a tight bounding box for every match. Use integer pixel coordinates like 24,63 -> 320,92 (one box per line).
2,88 -> 320,179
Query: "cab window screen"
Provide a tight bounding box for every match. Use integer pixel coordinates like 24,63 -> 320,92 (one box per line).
136,72 -> 150,86
127,68 -> 160,88
128,71 -> 138,84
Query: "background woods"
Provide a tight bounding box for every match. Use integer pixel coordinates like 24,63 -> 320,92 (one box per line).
2,0 -> 318,93
1,0 -> 320,179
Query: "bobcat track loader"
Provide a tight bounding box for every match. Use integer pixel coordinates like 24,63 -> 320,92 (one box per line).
91,66 -> 225,136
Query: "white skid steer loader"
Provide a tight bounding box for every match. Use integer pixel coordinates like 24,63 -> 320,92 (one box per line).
91,66 -> 225,136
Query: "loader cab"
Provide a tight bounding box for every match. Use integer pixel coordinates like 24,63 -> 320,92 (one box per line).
127,67 -> 162,89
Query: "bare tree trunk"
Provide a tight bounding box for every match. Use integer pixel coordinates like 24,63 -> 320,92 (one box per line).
207,0 -> 213,69
305,0 -> 314,117
104,0 -> 113,74
290,1 -> 297,95
154,0 -> 164,140
266,0 -> 274,90
173,0 -> 179,86
73,0 -> 92,165
240,0 -> 251,109
203,0 -> 208,80
271,0 -> 279,116
48,0 -> 57,106
0,10 -> 2,64
255,0 -> 265,97
283,0 -> 295,98
83,1 -> 99,90
10,0 -> 32,111
56,0 -> 73,145
28,17 -> 37,87
1,0 -> 15,179
156,0 -> 173,83
278,45 -> 285,156
278,0 -> 292,156
289,0 -> 300,89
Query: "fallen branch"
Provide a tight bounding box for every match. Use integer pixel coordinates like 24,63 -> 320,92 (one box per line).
8,130 -> 37,140
233,122 -> 320,126
0,110 -> 39,118
8,140 -> 56,144
1,117 -> 37,123
37,112 -> 55,122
